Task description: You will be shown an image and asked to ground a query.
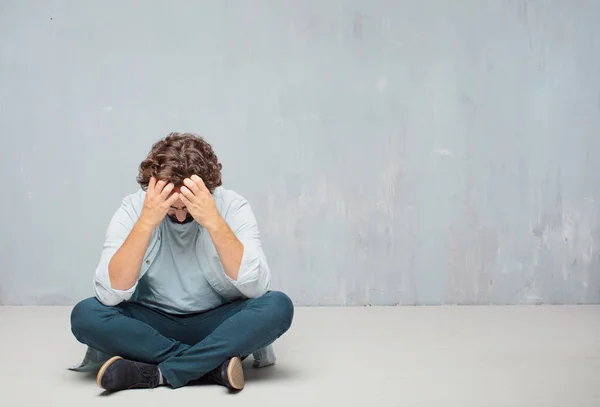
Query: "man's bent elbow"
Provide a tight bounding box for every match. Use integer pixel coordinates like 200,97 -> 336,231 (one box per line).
235,265 -> 271,299
93,281 -> 128,307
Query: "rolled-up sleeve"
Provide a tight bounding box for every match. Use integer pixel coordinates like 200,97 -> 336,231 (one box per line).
93,199 -> 139,306
223,198 -> 271,298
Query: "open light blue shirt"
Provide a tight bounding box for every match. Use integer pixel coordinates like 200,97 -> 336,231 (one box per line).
93,186 -> 271,305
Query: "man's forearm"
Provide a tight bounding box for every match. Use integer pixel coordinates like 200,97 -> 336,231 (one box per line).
206,217 -> 243,281
108,220 -> 154,290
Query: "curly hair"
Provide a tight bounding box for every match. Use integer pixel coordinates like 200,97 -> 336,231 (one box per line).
137,132 -> 223,192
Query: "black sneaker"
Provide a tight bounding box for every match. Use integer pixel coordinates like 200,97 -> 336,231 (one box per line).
208,356 -> 244,390
96,356 -> 161,391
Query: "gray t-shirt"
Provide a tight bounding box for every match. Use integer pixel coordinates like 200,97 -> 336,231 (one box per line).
131,218 -> 225,314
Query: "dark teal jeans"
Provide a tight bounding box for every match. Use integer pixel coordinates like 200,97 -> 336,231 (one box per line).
70,291 -> 293,388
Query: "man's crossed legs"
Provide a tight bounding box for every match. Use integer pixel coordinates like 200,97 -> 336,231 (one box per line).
70,291 -> 293,391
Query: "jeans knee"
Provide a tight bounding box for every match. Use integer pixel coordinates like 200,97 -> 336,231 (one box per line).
265,291 -> 294,331
70,297 -> 107,342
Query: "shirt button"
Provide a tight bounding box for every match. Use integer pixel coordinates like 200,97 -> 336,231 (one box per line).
146,260 -> 150,264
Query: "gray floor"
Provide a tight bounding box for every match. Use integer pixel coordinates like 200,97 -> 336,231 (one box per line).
1,305 -> 599,406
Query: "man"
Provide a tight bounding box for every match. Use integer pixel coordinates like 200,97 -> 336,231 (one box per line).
70,132 -> 294,392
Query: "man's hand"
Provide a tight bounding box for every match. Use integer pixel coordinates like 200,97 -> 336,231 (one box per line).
139,177 -> 180,230
182,175 -> 243,280
180,175 -> 222,230
109,176 -> 177,290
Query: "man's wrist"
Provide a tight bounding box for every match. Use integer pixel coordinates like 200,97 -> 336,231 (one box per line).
136,217 -> 157,234
204,215 -> 227,235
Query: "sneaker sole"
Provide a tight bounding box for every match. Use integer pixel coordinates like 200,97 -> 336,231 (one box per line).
96,356 -> 123,389
227,357 -> 245,390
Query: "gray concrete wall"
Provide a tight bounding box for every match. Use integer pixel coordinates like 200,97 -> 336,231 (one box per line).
1,0 -> 599,305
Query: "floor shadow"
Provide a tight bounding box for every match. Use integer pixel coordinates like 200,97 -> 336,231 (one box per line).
185,377 -> 243,395
72,372 -> 97,383
243,363 -> 301,383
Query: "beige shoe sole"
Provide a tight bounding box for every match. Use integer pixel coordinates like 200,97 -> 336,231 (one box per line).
227,357 -> 245,390
96,356 -> 123,389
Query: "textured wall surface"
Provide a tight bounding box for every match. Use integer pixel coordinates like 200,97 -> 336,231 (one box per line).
1,0 -> 599,305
